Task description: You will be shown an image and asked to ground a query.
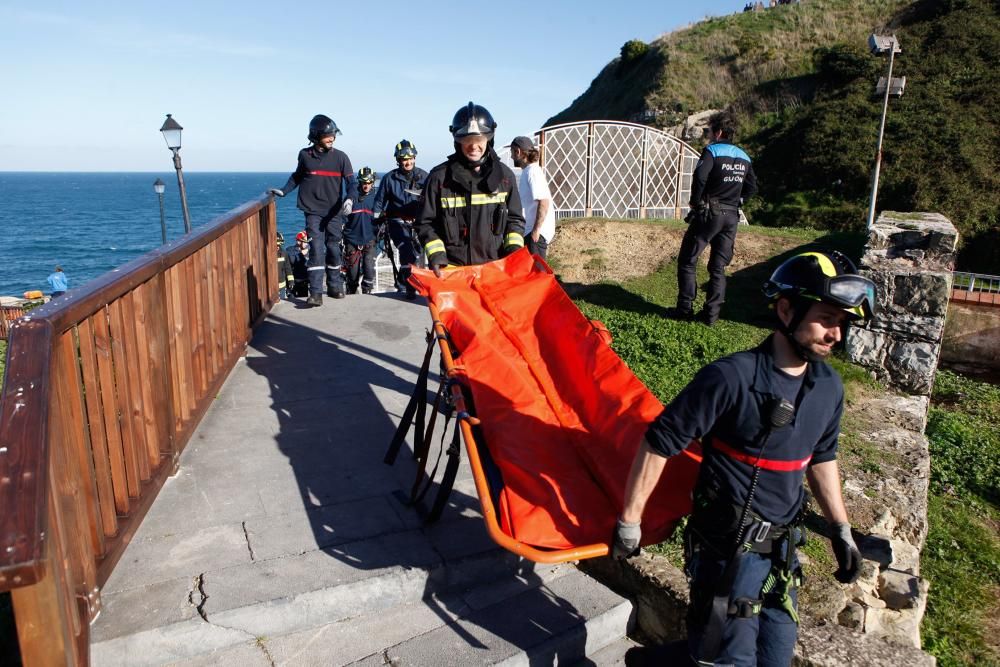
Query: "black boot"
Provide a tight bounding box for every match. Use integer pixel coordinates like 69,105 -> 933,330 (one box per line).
306,293 -> 323,307
328,286 -> 346,299
664,306 -> 694,321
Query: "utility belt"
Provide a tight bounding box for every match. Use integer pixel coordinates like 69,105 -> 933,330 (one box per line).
688,504 -> 797,558
706,198 -> 740,215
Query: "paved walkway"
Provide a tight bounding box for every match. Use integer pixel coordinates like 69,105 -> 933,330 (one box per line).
90,292 -> 633,666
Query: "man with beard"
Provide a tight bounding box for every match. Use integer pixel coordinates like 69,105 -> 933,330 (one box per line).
373,139 -> 428,299
415,102 -> 526,276
508,135 -> 555,260
613,250 -> 876,667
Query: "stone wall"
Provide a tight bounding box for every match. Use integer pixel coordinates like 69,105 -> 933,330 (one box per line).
846,212 -> 959,395
941,301 -> 1000,373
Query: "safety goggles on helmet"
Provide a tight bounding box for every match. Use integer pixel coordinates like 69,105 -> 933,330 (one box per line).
763,250 -> 877,321
358,167 -> 376,184
394,140 -> 417,160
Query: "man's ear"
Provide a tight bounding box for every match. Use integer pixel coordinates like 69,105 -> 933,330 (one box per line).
775,297 -> 794,329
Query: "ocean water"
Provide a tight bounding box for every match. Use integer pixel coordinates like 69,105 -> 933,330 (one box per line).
0,172 -> 389,298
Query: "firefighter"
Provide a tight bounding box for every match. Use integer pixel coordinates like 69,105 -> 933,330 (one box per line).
286,231 -> 311,298
415,102 -> 526,276
344,167 -> 379,294
373,139 -> 429,299
276,231 -> 293,300
270,114 -> 357,306
614,250 -> 874,666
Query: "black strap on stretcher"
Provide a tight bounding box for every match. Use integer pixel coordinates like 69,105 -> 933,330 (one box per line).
383,324 -> 467,523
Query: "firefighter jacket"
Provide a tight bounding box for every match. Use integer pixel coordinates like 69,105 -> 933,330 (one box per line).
276,246 -> 293,290
285,244 -> 310,290
644,335 -> 842,526
280,146 -> 359,216
415,152 -> 526,267
343,190 -> 378,247
373,166 -> 429,222
689,141 -> 758,209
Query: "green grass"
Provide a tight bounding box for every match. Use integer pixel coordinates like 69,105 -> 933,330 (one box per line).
921,370 -> 1000,666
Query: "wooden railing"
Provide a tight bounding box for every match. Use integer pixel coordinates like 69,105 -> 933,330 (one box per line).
951,271 -> 1000,306
1,305 -> 29,340
0,195 -> 278,665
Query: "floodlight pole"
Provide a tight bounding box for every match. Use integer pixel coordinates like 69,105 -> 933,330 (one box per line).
866,37 -> 897,230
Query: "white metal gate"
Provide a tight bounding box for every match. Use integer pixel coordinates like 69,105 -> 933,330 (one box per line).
502,121 -> 700,220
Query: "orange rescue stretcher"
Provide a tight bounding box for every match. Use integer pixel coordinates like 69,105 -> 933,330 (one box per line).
384,249 -> 701,563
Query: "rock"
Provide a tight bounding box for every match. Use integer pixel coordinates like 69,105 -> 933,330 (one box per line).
795,617 -> 936,666
666,109 -> 721,143
878,571 -> 921,610
838,602 -> 865,630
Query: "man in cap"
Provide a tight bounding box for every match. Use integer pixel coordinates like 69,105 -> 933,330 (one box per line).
509,136 -> 556,260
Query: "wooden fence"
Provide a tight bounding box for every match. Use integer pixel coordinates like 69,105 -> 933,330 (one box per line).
0,195 -> 277,665
1,306 -> 29,340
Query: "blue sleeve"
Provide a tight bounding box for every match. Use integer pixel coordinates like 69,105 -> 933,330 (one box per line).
373,177 -> 387,216
343,154 -> 358,202
810,384 -> 843,465
281,150 -> 306,194
645,362 -> 737,457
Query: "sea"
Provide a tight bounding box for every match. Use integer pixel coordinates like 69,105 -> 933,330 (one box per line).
0,172 -> 392,298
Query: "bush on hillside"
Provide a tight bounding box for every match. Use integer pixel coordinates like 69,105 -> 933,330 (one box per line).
618,39 -> 649,75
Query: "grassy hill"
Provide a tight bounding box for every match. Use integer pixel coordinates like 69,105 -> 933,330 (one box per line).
547,0 -> 1000,272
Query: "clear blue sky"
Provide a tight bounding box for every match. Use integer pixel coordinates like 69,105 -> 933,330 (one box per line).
0,1 -> 740,173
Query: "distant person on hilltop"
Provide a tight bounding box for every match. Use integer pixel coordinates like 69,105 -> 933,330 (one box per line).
415,102 -> 526,276
343,167 -> 379,295
509,136 -> 556,261
667,111 -> 757,326
269,114 -> 357,307
373,139 -> 429,300
47,266 -> 68,297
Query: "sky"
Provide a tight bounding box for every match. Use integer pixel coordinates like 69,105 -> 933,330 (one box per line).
0,1 -> 741,173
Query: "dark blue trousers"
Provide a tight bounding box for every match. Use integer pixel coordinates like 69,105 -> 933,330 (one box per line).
387,219 -> 422,288
677,209 -> 739,319
305,212 -> 345,295
687,547 -> 799,667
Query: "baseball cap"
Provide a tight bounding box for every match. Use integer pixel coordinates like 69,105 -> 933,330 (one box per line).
506,136 -> 536,151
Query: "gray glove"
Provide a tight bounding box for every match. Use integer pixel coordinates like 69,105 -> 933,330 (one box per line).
612,518 -> 641,560
268,188 -> 284,197
341,199 -> 353,215
831,522 -> 862,584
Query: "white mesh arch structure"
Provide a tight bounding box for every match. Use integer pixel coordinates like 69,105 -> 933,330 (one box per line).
500,121 -> 701,220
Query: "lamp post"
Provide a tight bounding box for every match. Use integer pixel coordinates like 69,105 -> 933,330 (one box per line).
159,114 -> 192,234
153,178 -> 167,244
865,34 -> 905,229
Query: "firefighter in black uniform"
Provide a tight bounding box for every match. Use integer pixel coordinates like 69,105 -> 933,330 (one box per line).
669,111 -> 758,325
276,231 -> 293,300
270,115 -> 358,306
614,250 -> 875,666
415,102 -> 526,276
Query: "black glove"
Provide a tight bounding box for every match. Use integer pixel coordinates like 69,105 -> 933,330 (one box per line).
612,518 -> 641,560
830,523 -> 862,584
684,206 -> 707,225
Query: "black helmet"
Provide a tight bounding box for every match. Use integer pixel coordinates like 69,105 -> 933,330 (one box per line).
308,114 -> 341,142
449,102 -> 497,140
357,166 -> 376,184
276,231 -> 285,245
763,250 -> 876,321
394,140 -> 417,160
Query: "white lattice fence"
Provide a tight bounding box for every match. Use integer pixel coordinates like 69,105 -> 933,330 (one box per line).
532,121 -> 699,220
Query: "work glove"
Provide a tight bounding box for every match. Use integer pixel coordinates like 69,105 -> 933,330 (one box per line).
341,199 -> 353,216
611,518 -> 641,560
684,206 -> 707,225
830,522 -> 862,584
428,252 -> 448,278
268,188 -> 284,197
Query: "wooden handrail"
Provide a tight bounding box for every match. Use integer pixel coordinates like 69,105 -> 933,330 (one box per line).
0,194 -> 278,665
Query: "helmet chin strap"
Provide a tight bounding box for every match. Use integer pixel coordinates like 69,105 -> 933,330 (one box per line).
778,298 -> 818,363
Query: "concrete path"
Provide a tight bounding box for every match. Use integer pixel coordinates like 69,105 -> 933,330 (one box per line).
90,291 -> 636,666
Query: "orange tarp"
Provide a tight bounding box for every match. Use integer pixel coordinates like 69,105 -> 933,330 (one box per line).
410,250 -> 700,555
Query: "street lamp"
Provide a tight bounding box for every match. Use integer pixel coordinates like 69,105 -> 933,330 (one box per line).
159,114 -> 192,234
865,34 -> 905,229
153,178 -> 167,244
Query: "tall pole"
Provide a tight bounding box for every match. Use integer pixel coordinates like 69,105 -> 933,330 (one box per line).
866,38 -> 896,230
157,190 -> 167,244
171,148 -> 192,234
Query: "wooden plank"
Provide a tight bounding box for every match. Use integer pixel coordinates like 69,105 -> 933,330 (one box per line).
11,501 -> 76,666
77,318 -> 120,535
170,263 -> 194,427
91,308 -> 130,515
201,245 -> 218,381
222,229 -> 236,356
132,281 -> 165,468
119,293 -> 151,482
55,330 -> 105,562
108,299 -> 141,498
50,332 -> 101,623
186,255 -> 206,399
148,273 -> 178,465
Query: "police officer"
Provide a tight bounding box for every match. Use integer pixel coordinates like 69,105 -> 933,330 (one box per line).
415,102 -> 526,276
669,111 -> 758,326
373,139 -> 429,299
614,250 -> 873,667
270,115 -> 357,306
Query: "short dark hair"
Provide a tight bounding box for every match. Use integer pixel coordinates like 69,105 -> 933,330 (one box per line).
708,112 -> 738,141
